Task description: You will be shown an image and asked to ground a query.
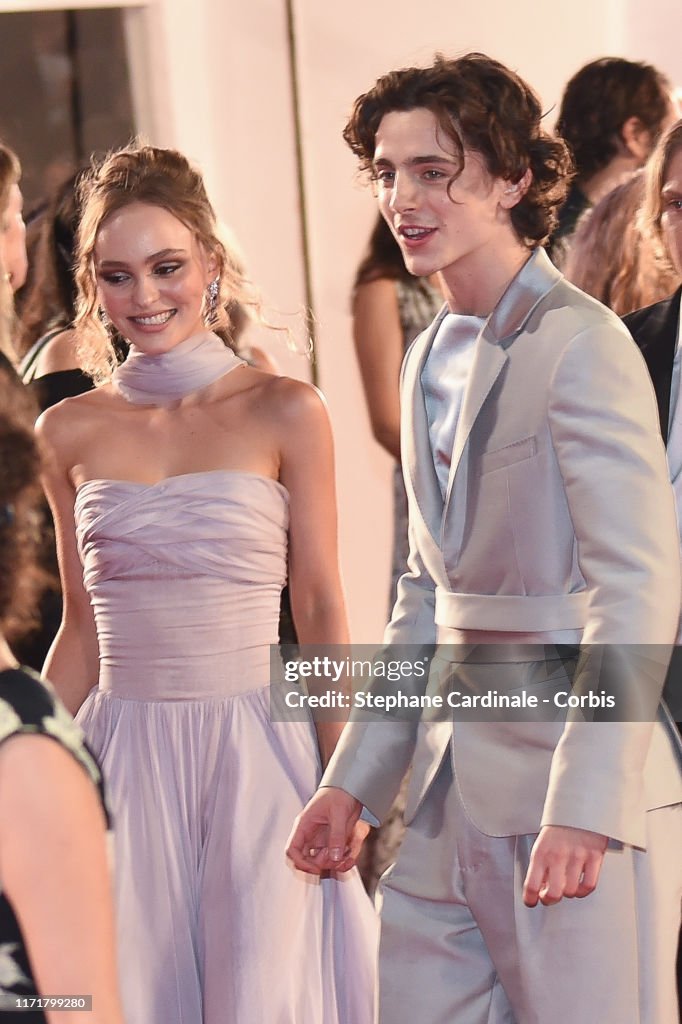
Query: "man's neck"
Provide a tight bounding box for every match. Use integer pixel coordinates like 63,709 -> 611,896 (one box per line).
440,242 -> 532,317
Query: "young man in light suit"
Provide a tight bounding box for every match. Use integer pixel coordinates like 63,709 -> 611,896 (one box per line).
287,54 -> 682,1023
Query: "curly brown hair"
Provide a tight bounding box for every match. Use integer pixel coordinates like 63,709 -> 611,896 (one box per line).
556,58 -> 671,181
343,53 -> 573,247
74,142 -> 261,384
0,362 -> 44,641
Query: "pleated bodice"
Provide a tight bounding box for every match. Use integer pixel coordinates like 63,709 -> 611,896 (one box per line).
74,470 -> 289,699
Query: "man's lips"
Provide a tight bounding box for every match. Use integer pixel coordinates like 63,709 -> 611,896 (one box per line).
397,225 -> 437,247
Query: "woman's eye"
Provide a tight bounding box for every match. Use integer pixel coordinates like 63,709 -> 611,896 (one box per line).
100,272 -> 129,285
154,262 -> 182,276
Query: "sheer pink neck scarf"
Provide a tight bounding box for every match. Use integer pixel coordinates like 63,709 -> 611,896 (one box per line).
112,331 -> 245,405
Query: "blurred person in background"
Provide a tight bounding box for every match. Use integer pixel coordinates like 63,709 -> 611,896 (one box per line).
0,142 -> 27,300
550,57 -> 675,264
563,169 -> 678,315
353,214 -> 442,612
0,142 -> 27,368
623,115 -> 682,1020
352,213 -> 441,896
0,356 -> 124,1024
624,119 -> 682,725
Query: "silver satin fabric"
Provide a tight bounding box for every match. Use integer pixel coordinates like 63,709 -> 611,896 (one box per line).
420,311 -> 483,498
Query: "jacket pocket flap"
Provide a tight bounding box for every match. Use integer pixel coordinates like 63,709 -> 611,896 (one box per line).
480,435 -> 537,474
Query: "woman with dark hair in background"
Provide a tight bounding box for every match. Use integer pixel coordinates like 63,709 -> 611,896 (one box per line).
353,214 -> 442,610
17,171 -> 94,405
352,214 -> 441,897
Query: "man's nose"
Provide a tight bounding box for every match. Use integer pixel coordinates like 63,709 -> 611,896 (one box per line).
389,170 -> 418,212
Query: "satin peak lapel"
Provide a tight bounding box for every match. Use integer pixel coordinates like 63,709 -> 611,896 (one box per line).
402,306 -> 448,552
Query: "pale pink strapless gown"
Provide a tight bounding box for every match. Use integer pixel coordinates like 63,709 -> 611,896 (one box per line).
74,470 -> 377,1024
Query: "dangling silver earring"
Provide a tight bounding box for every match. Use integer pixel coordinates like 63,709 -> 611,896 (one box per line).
206,277 -> 220,322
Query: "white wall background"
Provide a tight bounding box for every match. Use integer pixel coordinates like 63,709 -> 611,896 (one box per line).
5,0 -> 681,641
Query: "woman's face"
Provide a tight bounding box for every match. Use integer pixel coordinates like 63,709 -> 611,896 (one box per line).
661,147 -> 682,281
94,201 -> 215,353
0,183 -> 27,293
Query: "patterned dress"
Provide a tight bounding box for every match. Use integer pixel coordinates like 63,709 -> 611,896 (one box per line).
0,667 -> 107,1024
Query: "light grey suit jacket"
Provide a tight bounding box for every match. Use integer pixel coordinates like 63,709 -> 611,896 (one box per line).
324,249 -> 682,849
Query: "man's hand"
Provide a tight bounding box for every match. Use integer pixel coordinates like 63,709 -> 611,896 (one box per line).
523,824 -> 608,907
286,787 -> 367,874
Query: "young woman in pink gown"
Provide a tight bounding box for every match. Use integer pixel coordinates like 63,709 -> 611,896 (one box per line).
37,144 -> 376,1024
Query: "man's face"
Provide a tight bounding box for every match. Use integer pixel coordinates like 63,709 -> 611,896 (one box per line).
661,146 -> 682,280
373,107 -> 514,290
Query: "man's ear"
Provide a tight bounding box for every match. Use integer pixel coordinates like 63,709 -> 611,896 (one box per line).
620,116 -> 653,163
499,167 -> 533,209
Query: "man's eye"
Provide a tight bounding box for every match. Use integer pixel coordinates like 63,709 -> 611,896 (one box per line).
375,170 -> 395,185
423,169 -> 446,180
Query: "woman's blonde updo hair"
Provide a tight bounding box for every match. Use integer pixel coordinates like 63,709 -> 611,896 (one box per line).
74,142 -> 259,384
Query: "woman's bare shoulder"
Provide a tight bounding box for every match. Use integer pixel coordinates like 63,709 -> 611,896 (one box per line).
257,373 -> 327,423
35,383 -> 117,450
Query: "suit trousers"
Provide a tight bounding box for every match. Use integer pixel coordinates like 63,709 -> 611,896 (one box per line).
376,753 -> 682,1024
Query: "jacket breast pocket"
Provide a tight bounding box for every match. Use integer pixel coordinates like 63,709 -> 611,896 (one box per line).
479,435 -> 538,475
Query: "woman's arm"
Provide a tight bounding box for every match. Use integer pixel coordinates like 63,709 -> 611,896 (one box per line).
0,734 -> 124,1024
35,409 -> 99,713
277,379 -> 349,768
352,277 -> 404,461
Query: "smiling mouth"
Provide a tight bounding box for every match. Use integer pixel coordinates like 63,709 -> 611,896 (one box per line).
398,226 -> 436,242
129,310 -> 176,326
